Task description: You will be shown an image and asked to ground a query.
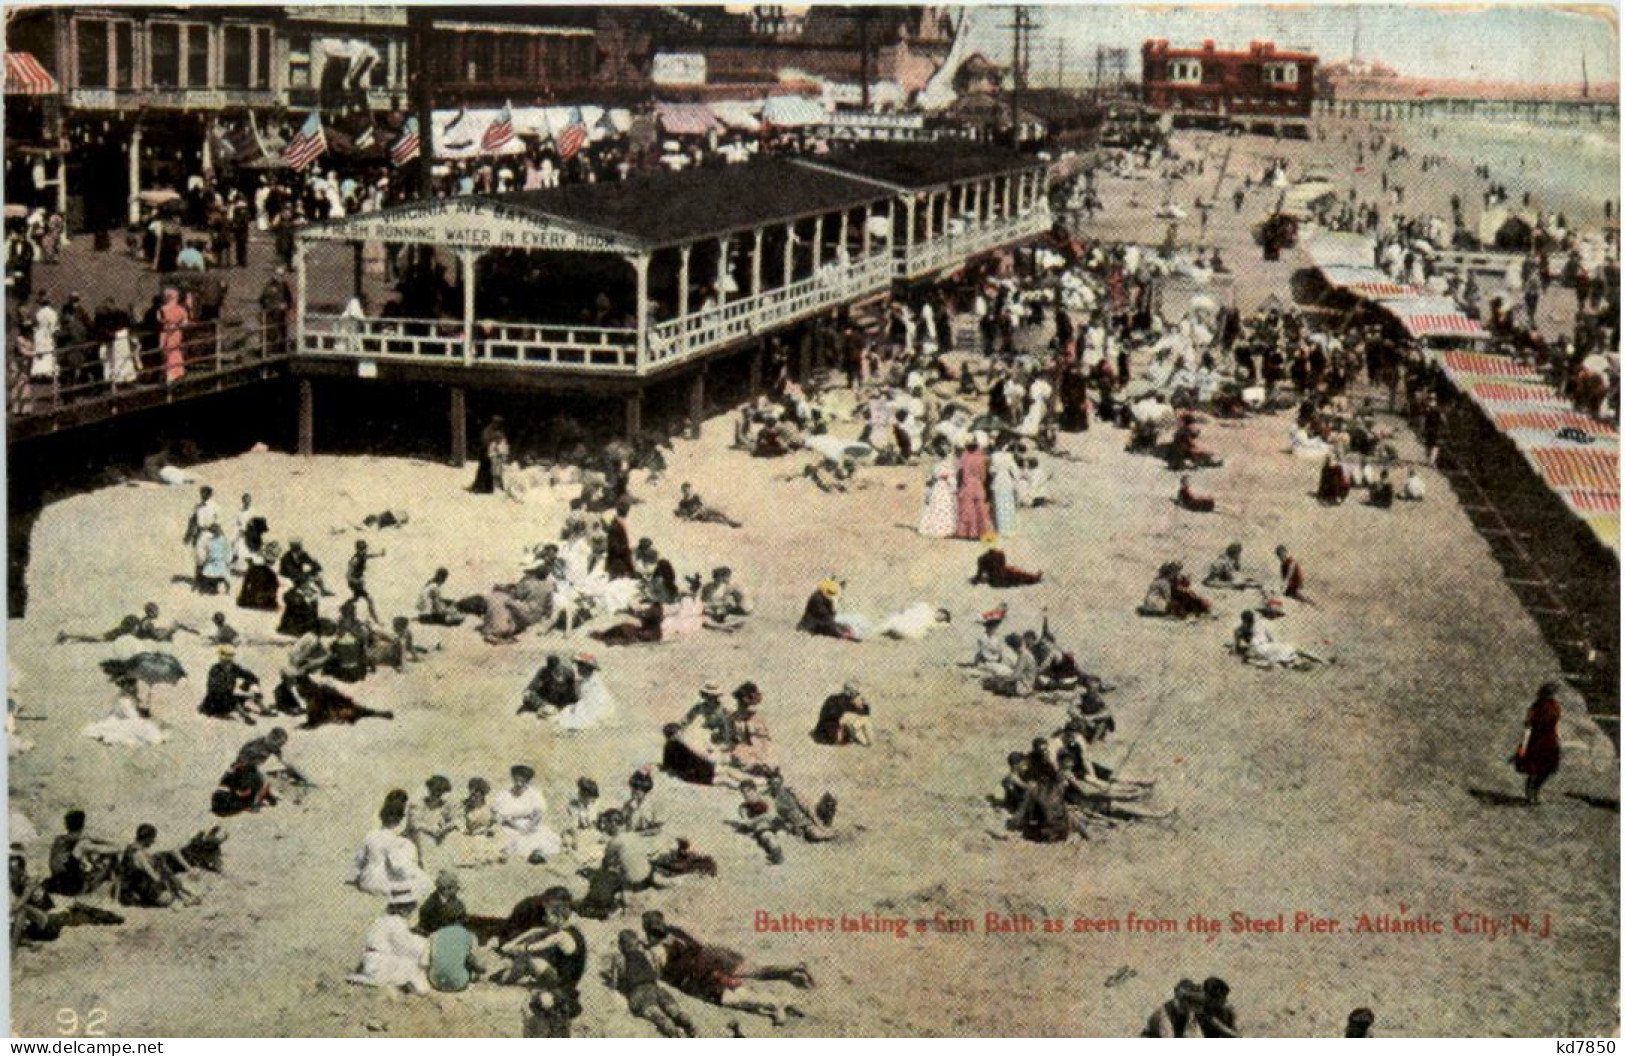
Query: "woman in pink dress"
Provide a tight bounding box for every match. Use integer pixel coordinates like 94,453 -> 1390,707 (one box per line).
158,289 -> 190,383
954,437 -> 994,540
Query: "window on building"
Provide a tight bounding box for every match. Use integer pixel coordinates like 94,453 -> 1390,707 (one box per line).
149,22 -> 181,87
288,34 -> 311,88
114,21 -> 134,87
1168,59 -> 1202,84
367,36 -> 392,87
255,28 -> 270,87
187,23 -> 211,87
223,25 -> 252,87
463,36 -> 496,82
1264,62 -> 1298,86
76,20 -> 110,87
499,38 -> 528,81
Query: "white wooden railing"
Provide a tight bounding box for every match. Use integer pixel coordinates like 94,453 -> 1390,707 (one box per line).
647,251 -> 895,370
897,206 -> 1053,278
301,315 -> 639,373
298,209 -> 1049,376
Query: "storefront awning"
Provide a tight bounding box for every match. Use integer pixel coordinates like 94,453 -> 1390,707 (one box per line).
5,52 -> 57,96
762,95 -> 829,128
657,103 -> 722,137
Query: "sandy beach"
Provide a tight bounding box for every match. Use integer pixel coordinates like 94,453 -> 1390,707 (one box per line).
8,120 -> 1618,1037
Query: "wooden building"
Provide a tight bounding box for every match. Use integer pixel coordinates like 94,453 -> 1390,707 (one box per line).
291,144 -> 1049,456
1141,39 -> 1317,133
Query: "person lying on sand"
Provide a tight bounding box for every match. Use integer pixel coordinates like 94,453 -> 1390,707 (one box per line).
57,602 -> 197,644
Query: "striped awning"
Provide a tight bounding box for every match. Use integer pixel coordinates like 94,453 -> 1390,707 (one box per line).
1390,311 -> 1487,339
1561,488 -> 1620,515
1440,351 -> 1540,380
656,103 -> 722,137
1317,264 -> 1414,299
1488,410 -> 1618,438
1528,447 -> 1620,491
5,52 -> 57,95
1462,380 -> 1570,405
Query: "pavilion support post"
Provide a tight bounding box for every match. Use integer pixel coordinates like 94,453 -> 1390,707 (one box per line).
924,195 -> 935,241
633,253 -> 651,368
460,250 -> 477,366
783,222 -> 794,287
812,216 -> 823,269
1002,176 -> 1012,219
623,390 -> 643,440
686,368 -> 706,439
297,377 -> 314,456
861,204 -> 872,257
750,229 -> 763,297
292,242 -> 307,354
449,385 -> 467,466
127,125 -> 142,226
55,154 -> 67,216
677,244 -> 691,322
904,197 -> 916,255
716,237 -> 731,305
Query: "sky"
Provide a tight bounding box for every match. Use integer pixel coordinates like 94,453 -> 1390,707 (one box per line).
958,4 -> 1621,86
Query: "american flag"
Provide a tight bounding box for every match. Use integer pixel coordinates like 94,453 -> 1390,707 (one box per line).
481,103 -> 515,154
285,111 -> 328,171
391,116 -> 421,165
556,107 -> 588,159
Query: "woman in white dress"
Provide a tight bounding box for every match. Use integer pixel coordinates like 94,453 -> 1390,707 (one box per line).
1233,611 -> 1327,670
918,457 -> 957,537
491,765 -> 561,864
990,446 -> 1020,536
877,603 -> 951,640
347,895 -> 430,994
81,678 -> 166,748
555,654 -> 618,731
350,799 -> 432,900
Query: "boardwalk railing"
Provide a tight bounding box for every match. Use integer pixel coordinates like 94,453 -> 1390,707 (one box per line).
9,316 -> 291,427
896,206 -> 1054,279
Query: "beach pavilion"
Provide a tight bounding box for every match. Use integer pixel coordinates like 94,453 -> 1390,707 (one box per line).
291,144 -> 1051,458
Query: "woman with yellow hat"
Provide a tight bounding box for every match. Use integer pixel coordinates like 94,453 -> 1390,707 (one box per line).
796,578 -> 854,640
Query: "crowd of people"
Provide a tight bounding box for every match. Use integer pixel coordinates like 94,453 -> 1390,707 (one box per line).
8,114 -> 1601,1037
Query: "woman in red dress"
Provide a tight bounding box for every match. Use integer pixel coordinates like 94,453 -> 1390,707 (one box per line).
1514,682 -> 1562,804
954,438 -> 994,540
158,288 -> 190,383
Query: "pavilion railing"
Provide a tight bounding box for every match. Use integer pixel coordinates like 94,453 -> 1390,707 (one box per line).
647,251 -> 895,371
300,315 -> 640,374
897,207 -> 1054,278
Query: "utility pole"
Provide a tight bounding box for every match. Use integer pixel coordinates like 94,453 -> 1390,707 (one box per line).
1093,44 -> 1105,101
1054,38 -> 1063,90
1004,5 -> 1037,143
408,6 -> 435,199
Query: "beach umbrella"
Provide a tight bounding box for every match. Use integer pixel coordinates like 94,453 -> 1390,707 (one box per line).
100,652 -> 188,686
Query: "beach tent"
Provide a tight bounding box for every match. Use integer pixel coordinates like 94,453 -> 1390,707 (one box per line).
1378,294 -> 1489,342
1316,264 -> 1415,299
1280,180 -> 1339,219
1300,230 -> 1376,270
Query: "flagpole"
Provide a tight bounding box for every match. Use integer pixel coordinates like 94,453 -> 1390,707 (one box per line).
409,6 -> 435,198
